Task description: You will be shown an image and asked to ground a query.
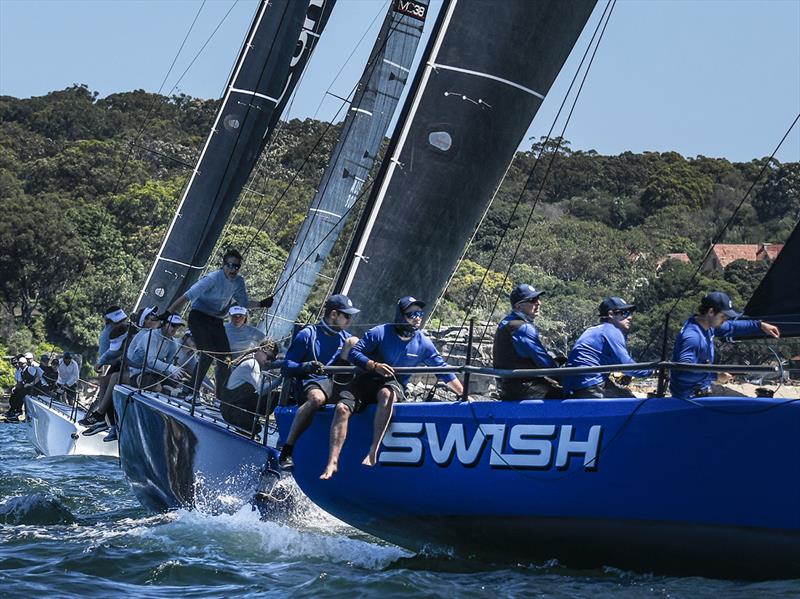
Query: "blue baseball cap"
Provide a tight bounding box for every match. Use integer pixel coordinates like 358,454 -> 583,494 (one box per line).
701,291 -> 741,318
599,296 -> 636,316
397,296 -> 426,313
325,294 -> 360,315
510,284 -> 545,306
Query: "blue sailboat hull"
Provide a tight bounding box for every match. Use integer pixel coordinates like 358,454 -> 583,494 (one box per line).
275,397 -> 800,579
113,386 -> 278,513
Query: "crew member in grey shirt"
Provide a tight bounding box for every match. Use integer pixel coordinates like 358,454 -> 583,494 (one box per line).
220,340 -> 277,434
166,248 -> 272,397
225,305 -> 267,357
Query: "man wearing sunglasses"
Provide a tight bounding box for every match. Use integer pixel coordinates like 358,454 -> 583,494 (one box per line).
563,296 -> 653,398
278,294 -> 360,471
493,283 -> 562,399
320,296 -> 463,480
166,248 -> 273,397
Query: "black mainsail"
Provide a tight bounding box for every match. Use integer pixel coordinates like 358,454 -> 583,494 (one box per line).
135,0 -> 335,311
334,0 -> 597,325
265,0 -> 429,341
743,224 -> 800,337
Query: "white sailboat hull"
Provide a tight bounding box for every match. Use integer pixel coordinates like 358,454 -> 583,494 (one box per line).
24,395 -> 118,458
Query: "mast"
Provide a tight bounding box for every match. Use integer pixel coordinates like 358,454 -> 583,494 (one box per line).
135,0 -> 336,311
265,0 -> 429,340
335,0 -> 597,326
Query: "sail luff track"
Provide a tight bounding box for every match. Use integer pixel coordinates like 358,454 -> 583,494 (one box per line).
135,0 -> 336,311
264,0 -> 429,340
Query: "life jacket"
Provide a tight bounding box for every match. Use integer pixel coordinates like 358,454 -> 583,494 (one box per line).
493,319 -> 559,399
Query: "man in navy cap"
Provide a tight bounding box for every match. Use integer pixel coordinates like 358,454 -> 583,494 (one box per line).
320,296 -> 463,479
493,283 -> 562,399
670,291 -> 780,399
563,296 -> 652,398
278,294 -> 360,471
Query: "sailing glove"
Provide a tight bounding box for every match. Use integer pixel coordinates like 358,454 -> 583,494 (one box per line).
259,296 -> 274,309
302,361 -> 326,375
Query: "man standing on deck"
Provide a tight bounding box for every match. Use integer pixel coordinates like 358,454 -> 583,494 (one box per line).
493,283 -> 562,399
320,296 -> 463,480
278,294 -> 360,471
166,249 -> 273,397
563,297 -> 652,398
56,352 -> 80,405
670,291 -> 780,399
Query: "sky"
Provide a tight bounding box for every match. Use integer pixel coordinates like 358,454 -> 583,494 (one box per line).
1,0 -> 798,163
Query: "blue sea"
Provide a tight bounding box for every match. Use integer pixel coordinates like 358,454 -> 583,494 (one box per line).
0,423 -> 796,598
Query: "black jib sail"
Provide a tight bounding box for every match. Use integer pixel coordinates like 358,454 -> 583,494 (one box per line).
743,224 -> 800,337
135,0 -> 335,311
335,0 -> 597,325
265,0 -> 429,341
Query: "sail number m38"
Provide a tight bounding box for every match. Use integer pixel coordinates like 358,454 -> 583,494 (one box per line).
379,422 -> 602,470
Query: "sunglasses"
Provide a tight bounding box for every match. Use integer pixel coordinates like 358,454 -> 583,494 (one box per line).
405,310 -> 425,319
337,311 -> 353,320
613,309 -> 634,318
224,262 -> 241,270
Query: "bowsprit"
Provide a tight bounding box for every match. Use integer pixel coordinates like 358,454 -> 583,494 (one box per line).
378,422 -> 603,470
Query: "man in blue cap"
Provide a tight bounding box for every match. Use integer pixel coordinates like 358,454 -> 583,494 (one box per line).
320,295 -> 463,479
563,296 -> 652,398
279,294 -> 360,470
493,283 -> 562,399
670,291 -> 780,399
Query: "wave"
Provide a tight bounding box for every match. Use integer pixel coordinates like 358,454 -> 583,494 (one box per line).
0,492 -> 78,525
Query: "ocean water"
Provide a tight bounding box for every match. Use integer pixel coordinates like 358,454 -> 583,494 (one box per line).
0,423 -> 796,598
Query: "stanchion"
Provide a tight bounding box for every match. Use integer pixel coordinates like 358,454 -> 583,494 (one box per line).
655,314 -> 670,397
462,318 -> 474,401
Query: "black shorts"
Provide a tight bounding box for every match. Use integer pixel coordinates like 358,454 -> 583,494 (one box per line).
337,373 -> 405,414
301,378 -> 335,403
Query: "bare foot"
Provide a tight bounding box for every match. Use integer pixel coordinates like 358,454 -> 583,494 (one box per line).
320,462 -> 338,480
362,452 -> 377,467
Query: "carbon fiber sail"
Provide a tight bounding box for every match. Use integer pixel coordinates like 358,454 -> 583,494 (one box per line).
265,0 -> 429,341
135,0 -> 335,311
743,224 -> 800,337
335,0 -> 597,325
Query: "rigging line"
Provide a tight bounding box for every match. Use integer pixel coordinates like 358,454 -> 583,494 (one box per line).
60,1 -> 215,336
642,111 -> 800,356
240,17 -> 405,262
236,8 -> 397,243
127,1 -> 245,277
309,0 -> 390,121
434,0 -> 615,363
181,0 -> 296,282
263,17 -> 407,315
112,0 -> 211,197
475,0 -> 617,353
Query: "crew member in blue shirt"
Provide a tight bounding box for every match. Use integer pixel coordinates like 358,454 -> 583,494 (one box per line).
320,296 -> 463,480
563,297 -> 652,398
670,291 -> 780,399
278,294 -> 360,471
492,283 -> 561,399
166,248 -> 272,397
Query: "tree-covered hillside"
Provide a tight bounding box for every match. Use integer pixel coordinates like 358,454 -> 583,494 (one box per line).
1,86 -> 797,383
